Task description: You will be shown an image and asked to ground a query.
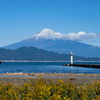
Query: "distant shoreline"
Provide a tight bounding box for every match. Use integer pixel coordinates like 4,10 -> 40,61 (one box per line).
1,60 -> 100,62
1,72 -> 100,76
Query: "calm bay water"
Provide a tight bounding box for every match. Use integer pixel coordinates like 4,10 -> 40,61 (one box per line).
0,62 -> 100,74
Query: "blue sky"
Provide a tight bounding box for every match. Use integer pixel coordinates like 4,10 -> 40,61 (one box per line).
0,0 -> 100,47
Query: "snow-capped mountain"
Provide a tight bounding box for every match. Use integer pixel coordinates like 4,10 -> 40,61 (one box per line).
2,28 -> 100,57
32,28 -> 97,41
33,28 -> 63,40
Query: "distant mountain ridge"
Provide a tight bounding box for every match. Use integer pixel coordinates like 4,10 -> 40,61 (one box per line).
0,46 -> 100,61
2,29 -> 100,57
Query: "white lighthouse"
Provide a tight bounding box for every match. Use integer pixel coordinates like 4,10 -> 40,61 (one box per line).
70,51 -> 73,65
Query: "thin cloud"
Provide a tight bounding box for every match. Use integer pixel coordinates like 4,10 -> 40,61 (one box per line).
14,36 -> 27,40
64,32 -> 98,41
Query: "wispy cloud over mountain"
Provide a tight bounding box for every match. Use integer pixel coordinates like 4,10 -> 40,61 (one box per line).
14,36 -> 27,40
65,32 -> 99,41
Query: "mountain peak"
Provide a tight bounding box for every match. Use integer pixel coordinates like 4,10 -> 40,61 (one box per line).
34,28 -> 63,40
35,28 -> 54,37
41,28 -> 54,33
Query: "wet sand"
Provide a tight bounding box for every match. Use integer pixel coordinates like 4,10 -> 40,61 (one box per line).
0,73 -> 100,86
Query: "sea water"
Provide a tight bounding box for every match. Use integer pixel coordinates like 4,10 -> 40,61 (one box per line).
0,62 -> 100,74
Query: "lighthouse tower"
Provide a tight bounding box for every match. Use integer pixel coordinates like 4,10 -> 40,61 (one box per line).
70,51 -> 73,65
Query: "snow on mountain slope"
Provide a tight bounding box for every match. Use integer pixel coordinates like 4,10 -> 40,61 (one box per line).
33,28 -> 64,40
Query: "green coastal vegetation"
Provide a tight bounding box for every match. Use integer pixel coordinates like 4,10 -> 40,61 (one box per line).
0,76 -> 100,100
0,46 -> 100,61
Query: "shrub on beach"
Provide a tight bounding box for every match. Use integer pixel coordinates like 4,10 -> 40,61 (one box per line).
0,76 -> 100,100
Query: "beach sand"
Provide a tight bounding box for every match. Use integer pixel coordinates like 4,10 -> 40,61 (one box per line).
0,73 -> 100,86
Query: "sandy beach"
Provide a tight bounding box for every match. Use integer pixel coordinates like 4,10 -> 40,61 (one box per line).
0,73 -> 100,86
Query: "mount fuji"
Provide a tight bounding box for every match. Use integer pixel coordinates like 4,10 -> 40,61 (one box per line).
2,28 -> 100,57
